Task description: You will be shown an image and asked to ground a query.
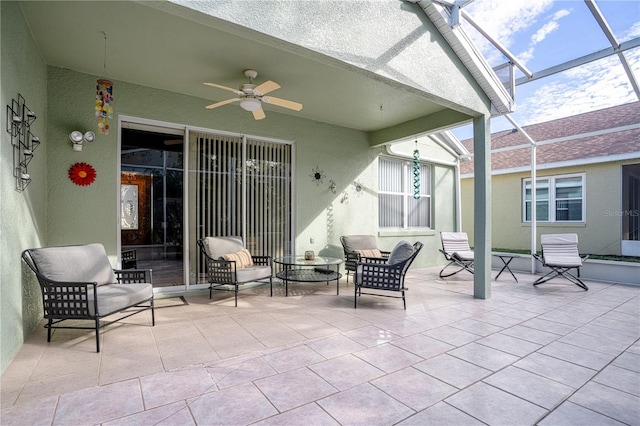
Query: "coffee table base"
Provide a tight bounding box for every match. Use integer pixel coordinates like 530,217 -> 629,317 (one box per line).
276,269 -> 342,296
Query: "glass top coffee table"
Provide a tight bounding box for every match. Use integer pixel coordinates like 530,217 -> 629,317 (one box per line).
273,256 -> 343,296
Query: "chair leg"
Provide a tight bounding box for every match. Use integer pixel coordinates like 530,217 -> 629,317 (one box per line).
439,261 -> 472,278
402,290 -> 406,310
209,284 -> 213,299
270,276 -> 273,297
534,267 -> 588,291
47,318 -> 52,342
95,318 -> 101,353
354,284 -> 358,308
151,298 -> 156,326
234,284 -> 239,307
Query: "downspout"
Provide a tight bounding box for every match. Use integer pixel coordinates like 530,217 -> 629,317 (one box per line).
505,114 -> 537,273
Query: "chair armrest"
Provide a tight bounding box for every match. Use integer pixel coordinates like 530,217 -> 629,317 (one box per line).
360,257 -> 388,264
114,269 -> 152,284
35,275 -> 98,318
356,261 -> 405,289
251,255 -> 272,267
204,257 -> 237,272
439,248 -> 452,260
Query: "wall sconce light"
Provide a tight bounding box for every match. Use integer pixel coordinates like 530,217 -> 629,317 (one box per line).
329,179 -> 337,194
70,131 -> 96,151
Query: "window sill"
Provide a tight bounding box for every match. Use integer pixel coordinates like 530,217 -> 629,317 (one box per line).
522,222 -> 586,228
378,229 -> 436,237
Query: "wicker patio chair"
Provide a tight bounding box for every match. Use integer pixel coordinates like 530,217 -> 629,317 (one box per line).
340,235 -> 391,282
22,243 -> 154,352
354,240 -> 423,309
197,236 -> 273,306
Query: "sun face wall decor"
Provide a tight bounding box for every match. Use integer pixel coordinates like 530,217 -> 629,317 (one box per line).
69,162 -> 97,186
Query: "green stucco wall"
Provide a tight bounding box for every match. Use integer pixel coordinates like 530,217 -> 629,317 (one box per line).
1,1 -> 48,373
46,66 -> 456,267
461,162 -> 629,255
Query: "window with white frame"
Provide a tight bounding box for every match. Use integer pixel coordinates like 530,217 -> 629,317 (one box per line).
523,174 -> 585,222
378,157 -> 431,228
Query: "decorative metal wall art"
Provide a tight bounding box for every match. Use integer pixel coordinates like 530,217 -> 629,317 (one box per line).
310,166 -> 326,185
6,94 -> 42,192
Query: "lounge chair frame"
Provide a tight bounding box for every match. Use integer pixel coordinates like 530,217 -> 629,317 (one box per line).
439,232 -> 474,278
533,233 -> 589,290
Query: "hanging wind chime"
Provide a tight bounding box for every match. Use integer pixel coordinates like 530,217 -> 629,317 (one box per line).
96,32 -> 113,135
413,140 -> 420,200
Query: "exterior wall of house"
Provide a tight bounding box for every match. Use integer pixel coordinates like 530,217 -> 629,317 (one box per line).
45,66 -> 457,266
0,1 -> 49,373
461,161 -> 636,255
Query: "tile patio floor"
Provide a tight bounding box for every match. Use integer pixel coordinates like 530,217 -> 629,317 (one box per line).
1,267 -> 639,425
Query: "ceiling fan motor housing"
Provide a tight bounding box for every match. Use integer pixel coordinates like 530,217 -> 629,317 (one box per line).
240,83 -> 256,95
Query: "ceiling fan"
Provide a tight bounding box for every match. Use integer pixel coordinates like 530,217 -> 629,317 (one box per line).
203,69 -> 303,120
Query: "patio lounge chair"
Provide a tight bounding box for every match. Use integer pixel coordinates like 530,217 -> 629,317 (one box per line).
197,236 -> 273,306
439,232 -> 474,278
533,233 -> 589,290
22,243 -> 155,352
340,235 -> 390,282
354,240 -> 423,309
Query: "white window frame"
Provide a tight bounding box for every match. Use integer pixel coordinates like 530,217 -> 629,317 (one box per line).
523,173 -> 586,223
378,157 -> 431,229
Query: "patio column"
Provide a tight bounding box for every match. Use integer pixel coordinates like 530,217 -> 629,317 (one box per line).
473,115 -> 491,299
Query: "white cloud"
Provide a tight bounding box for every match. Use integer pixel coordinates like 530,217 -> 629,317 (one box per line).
515,47 -> 640,125
531,20 -> 559,44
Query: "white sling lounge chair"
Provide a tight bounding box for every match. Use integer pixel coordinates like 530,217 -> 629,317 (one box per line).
533,233 -> 589,290
439,232 -> 474,278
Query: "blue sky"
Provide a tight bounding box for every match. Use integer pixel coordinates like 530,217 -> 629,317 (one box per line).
451,0 -> 640,140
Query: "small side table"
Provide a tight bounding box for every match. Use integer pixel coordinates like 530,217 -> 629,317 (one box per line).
493,253 -> 521,282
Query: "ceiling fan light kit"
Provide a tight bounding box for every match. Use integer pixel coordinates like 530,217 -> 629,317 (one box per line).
204,69 -> 302,120
240,98 -> 261,111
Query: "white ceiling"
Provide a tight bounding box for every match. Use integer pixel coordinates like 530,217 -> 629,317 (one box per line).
19,1 -> 451,133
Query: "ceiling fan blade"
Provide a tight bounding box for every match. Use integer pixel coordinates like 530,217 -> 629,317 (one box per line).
252,107 -> 266,120
205,97 -> 240,109
253,80 -> 280,96
203,82 -> 243,95
261,96 -> 303,111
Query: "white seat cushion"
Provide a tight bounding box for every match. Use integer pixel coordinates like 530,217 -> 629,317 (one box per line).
90,283 -> 153,316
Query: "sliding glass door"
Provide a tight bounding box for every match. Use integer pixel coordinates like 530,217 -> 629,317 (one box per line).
188,132 -> 292,285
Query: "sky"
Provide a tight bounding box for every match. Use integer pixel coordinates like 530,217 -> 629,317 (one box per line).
450,0 -> 640,140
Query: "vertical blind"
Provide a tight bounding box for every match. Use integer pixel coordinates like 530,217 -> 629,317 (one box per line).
378,157 -> 431,228
191,132 -> 292,282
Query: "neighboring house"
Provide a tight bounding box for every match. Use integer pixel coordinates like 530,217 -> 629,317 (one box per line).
460,101 -> 640,257
1,1 -> 507,371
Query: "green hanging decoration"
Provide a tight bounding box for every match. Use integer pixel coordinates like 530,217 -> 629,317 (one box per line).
413,141 -> 420,200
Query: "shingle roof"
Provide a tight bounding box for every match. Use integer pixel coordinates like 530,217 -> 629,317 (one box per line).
460,101 -> 640,175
